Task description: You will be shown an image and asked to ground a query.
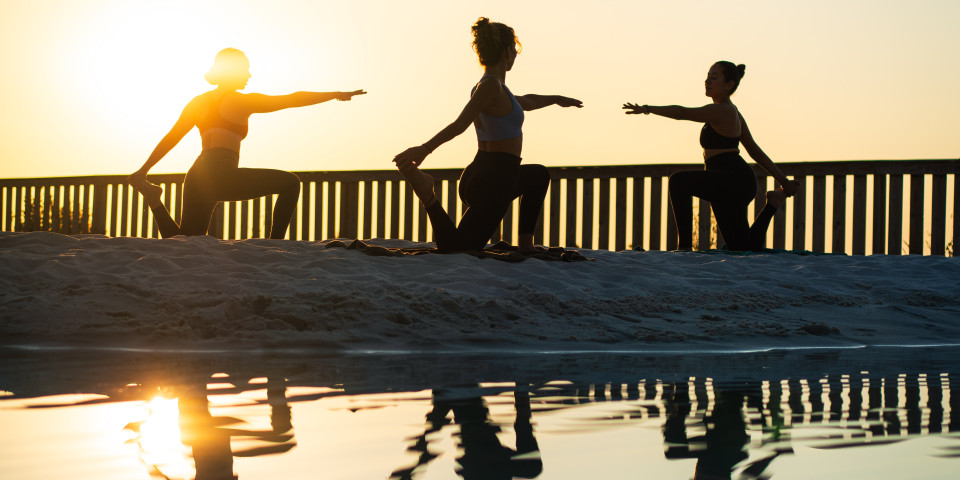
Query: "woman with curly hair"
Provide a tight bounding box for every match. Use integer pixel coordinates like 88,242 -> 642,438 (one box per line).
393,18 -> 582,252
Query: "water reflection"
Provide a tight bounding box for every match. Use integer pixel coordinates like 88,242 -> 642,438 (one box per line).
121,375 -> 296,479
391,389 -> 542,480
1,349 -> 958,479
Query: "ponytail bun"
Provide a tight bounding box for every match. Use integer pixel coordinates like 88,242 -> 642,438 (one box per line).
713,60 -> 745,94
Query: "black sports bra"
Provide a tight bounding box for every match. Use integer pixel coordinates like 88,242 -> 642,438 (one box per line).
699,123 -> 739,149
197,93 -> 248,139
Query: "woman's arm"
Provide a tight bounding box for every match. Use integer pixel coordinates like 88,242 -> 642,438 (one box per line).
623,102 -> 733,124
240,89 -> 366,114
131,101 -> 198,176
392,80 -> 499,167
515,94 -> 582,111
739,116 -> 799,195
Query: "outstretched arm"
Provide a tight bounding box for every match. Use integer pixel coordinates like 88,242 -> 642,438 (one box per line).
241,89 -> 366,114
393,80 -> 499,168
623,102 -> 731,124
132,101 -> 197,176
740,116 -> 798,195
515,94 -> 582,111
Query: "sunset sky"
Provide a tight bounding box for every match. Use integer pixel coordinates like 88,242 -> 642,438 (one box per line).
1,0 -> 957,179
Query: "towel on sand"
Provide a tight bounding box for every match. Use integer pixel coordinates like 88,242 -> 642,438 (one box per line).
324,239 -> 590,262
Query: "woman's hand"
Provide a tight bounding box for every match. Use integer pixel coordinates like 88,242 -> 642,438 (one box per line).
556,96 -> 583,108
781,179 -> 801,196
336,89 -> 367,101
393,145 -> 431,169
622,102 -> 649,115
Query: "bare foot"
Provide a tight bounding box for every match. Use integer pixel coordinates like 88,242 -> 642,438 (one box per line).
765,188 -> 787,210
397,164 -> 437,207
127,174 -> 163,206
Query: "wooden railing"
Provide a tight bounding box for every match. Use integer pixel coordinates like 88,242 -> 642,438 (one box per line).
1,160 -> 956,255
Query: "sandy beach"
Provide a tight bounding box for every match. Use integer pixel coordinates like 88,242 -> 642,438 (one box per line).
1,231 -> 958,353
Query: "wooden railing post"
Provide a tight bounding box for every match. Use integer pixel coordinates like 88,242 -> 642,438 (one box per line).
792,176 -> 806,252
92,182 -> 107,235
930,175 -> 946,256
909,174 -> 924,255
872,173 -> 887,255
614,178 -> 628,251
888,174 -> 903,255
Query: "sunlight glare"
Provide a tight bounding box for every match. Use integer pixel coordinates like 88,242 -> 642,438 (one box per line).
137,396 -> 193,480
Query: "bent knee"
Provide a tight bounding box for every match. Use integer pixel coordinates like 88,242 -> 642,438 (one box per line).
282,172 -> 301,194
668,172 -> 695,192
523,164 -> 551,189
529,164 -> 550,181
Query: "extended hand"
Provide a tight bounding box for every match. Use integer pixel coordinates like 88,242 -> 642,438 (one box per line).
393,145 -> 430,168
337,89 -> 367,101
557,96 -> 583,108
622,102 -> 647,114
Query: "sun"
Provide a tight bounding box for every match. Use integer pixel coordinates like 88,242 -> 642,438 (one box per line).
69,6 -> 219,124
67,2 -> 339,137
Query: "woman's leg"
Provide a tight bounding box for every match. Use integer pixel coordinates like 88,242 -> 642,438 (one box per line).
454,155 -> 519,251
669,170 -> 721,250
399,153 -> 518,252
748,189 -> 786,251
514,164 -> 550,250
127,175 -> 183,238
710,198 -> 752,251
397,163 -> 460,250
208,168 -> 302,239
178,174 -> 220,236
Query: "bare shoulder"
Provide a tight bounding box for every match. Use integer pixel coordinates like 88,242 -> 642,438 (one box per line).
472,76 -> 503,97
180,92 -> 213,118
709,102 -> 739,118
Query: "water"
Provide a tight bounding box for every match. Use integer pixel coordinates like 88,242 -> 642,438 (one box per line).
2,346 -> 959,479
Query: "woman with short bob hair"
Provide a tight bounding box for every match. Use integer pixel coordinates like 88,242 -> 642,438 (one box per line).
128,48 -> 365,239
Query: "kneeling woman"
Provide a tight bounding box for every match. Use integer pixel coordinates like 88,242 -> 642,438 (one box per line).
393,17 -> 582,252
128,48 -> 365,239
624,61 -> 799,251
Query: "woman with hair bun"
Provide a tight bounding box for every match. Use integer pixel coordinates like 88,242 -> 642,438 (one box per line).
624,61 -> 799,251
128,48 -> 366,239
393,18 -> 582,252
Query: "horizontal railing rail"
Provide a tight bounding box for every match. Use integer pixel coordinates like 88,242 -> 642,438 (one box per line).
1,159 -> 956,255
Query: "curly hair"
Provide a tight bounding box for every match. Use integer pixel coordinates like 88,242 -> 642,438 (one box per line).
204,48 -> 250,86
471,17 -> 521,66
714,61 -> 746,94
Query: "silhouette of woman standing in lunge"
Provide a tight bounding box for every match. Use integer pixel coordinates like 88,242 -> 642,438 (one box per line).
128,48 -> 365,239
393,18 -> 582,252
624,62 -> 799,251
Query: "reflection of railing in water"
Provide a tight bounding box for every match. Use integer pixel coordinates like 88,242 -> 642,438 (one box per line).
1,159 -> 957,254
386,373 -> 958,479
530,373 -> 957,441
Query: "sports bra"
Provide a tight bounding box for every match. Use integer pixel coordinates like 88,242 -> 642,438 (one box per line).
699,123 -> 739,150
197,92 -> 248,139
471,77 -> 524,141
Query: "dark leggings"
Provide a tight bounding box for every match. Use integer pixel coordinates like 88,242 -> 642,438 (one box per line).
424,151 -> 550,252
668,152 -> 776,251
150,148 -> 301,239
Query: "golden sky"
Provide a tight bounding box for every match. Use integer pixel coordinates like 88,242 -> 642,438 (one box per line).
1,0 -> 957,179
